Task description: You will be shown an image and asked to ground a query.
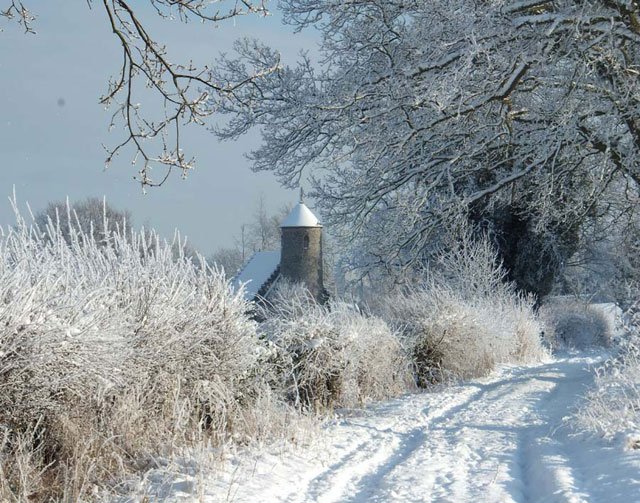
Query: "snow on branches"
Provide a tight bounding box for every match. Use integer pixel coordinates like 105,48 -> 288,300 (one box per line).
376,234 -> 548,383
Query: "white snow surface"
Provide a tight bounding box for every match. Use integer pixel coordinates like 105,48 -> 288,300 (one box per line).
136,352 -> 640,502
281,203 -> 321,228
232,251 -> 280,300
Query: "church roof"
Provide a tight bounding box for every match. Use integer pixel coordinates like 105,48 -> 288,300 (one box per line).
281,203 -> 322,228
232,251 -> 281,301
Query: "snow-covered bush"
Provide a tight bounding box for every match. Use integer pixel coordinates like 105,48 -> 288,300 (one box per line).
379,237 -> 548,384
260,281 -> 413,411
0,199 -> 283,501
573,302 -> 640,444
540,299 -> 611,349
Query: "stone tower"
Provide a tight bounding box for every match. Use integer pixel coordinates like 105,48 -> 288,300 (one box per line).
280,198 -> 325,302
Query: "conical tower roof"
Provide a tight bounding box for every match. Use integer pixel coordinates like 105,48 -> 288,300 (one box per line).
280,202 -> 322,228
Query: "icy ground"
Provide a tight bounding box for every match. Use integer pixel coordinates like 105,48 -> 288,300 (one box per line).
141,352 -> 640,502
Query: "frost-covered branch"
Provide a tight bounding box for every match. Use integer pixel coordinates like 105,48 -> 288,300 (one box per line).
213,0 -> 640,286
3,0 -> 277,187
0,0 -> 34,33
98,0 -> 278,186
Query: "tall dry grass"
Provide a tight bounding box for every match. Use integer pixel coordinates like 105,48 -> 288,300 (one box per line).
573,301 -> 640,444
0,198 -> 288,501
259,281 -> 414,411
377,236 -> 549,384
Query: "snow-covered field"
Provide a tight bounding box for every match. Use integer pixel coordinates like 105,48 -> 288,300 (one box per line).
140,351 -> 640,502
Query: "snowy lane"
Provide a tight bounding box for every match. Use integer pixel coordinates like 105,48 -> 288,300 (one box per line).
207,353 -> 640,502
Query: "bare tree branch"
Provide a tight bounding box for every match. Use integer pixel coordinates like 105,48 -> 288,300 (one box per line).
0,0 -> 35,33
3,0 -> 278,187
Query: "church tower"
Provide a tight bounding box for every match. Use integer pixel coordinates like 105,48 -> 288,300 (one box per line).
280,195 -> 325,302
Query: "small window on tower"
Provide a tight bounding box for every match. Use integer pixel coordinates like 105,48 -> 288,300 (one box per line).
303,234 -> 310,251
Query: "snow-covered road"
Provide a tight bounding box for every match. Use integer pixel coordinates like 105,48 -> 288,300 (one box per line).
152,353 -> 640,502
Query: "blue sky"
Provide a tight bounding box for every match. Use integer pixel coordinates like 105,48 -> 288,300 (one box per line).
0,2 -> 317,254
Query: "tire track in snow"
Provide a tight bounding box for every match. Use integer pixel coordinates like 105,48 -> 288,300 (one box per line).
338,358 -> 596,503
342,427 -> 427,503
285,387 -> 480,503
284,431 -> 398,503
518,360 -> 596,503
371,372 -> 554,502
213,352 -> 640,503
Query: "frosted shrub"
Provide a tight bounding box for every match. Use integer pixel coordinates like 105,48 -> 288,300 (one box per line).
379,237 -> 548,384
540,299 -> 611,349
0,199 -> 280,501
574,302 -> 640,442
260,282 -> 413,411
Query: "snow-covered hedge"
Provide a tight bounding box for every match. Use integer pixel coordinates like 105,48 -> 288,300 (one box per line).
573,302 -> 640,444
379,237 -> 548,383
259,282 -> 413,411
539,299 -> 611,349
0,200 -> 282,501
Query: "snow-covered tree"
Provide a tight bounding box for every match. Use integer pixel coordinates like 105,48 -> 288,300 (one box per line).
247,194 -> 288,252
554,183 -> 640,306
213,0 -> 640,297
210,245 -> 245,275
33,197 -> 132,246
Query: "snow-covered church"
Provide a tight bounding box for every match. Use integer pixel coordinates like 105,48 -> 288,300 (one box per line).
232,200 -> 326,303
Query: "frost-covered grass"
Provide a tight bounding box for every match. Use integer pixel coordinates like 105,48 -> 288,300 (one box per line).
383,286 -> 547,383
259,282 -> 414,411
573,303 -> 640,444
0,200 -> 290,501
378,237 -> 548,384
